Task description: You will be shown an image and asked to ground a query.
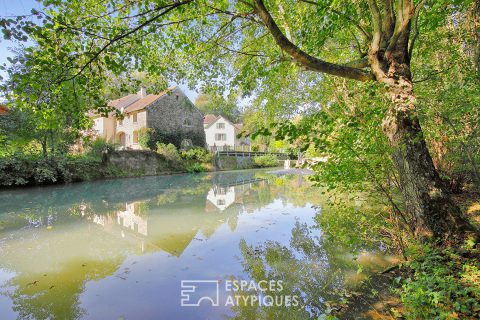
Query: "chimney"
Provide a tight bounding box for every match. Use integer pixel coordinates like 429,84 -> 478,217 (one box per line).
137,87 -> 147,98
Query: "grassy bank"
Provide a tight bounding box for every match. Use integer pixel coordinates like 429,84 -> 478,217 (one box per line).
0,143 -> 215,187
326,195 -> 480,320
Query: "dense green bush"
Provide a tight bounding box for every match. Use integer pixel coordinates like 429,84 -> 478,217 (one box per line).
0,154 -> 105,187
180,147 -> 212,163
156,142 -> 181,162
137,127 -> 153,149
253,154 -> 278,167
400,245 -> 480,319
185,162 -> 206,173
86,138 -> 117,158
143,129 -> 204,150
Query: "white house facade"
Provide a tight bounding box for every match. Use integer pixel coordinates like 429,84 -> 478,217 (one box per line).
203,115 -> 250,151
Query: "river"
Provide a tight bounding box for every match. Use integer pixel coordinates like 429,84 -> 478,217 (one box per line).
0,169 -> 393,319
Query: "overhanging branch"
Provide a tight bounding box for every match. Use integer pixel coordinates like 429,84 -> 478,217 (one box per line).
253,0 -> 373,81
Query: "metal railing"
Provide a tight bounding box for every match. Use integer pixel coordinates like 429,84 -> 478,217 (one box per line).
215,150 -> 289,160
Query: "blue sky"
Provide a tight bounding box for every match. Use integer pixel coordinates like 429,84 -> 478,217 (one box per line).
0,0 -> 199,101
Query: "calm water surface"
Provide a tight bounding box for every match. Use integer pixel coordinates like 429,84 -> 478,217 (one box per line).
0,169 -> 392,320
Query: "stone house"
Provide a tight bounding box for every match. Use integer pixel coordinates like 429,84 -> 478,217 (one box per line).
92,87 -> 205,149
203,114 -> 250,151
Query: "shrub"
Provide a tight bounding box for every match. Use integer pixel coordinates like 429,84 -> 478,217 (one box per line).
400,245 -> 480,319
87,138 -> 116,158
156,142 -> 180,162
146,129 -> 205,150
137,127 -> 153,149
0,153 -> 106,187
185,162 -> 206,173
253,154 -> 278,167
180,147 -> 213,163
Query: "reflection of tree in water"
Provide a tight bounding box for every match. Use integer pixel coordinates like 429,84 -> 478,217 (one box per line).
3,259 -> 121,320
230,222 -> 358,320
0,170 -> 331,320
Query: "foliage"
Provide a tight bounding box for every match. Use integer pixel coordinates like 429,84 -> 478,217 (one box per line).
400,244 -> 480,319
0,48 -> 105,157
155,142 -> 180,163
85,138 -> 116,158
194,92 -> 242,123
253,154 -> 278,168
102,71 -> 168,101
185,162 -> 206,173
315,193 -> 391,252
412,6 -> 480,188
180,147 -> 212,163
0,153 -> 105,187
137,127 -> 153,150
144,129 -> 204,150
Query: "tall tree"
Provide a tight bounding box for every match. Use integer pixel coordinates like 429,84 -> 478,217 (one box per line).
1,0 -> 478,238
194,92 -> 242,122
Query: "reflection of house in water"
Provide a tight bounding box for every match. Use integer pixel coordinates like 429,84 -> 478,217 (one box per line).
205,176 -> 266,212
207,186 -> 236,211
117,202 -> 148,236
79,175 -> 269,257
82,201 -> 148,237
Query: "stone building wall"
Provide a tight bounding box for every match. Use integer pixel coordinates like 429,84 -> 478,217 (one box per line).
105,150 -> 181,175
146,87 -> 206,147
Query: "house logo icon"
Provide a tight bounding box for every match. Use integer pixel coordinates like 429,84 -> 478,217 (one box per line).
180,280 -> 220,307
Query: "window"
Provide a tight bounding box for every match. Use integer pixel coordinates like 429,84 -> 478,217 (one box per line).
217,199 -> 226,206
215,133 -> 227,141
216,122 -> 225,129
132,113 -> 137,123
183,118 -> 192,127
133,131 -> 139,144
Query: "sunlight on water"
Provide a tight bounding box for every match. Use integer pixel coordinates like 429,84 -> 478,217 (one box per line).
0,170 -> 389,319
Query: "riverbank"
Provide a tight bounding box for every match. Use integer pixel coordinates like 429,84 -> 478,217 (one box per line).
0,150 -> 282,188
332,193 -> 480,320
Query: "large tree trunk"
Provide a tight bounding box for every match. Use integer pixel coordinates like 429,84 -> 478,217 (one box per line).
381,71 -> 477,238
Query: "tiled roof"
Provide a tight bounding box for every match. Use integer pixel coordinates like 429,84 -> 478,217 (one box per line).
108,94 -> 140,110
106,86 -> 176,114
204,114 -> 244,131
203,114 -> 218,125
0,105 -> 8,115
124,94 -> 162,113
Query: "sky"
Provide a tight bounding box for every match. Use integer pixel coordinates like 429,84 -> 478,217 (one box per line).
0,0 -> 200,101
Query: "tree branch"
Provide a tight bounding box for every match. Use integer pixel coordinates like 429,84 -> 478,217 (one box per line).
385,0 -> 415,58
343,57 -> 369,69
253,0 -> 373,81
408,0 -> 425,58
299,0 -> 372,40
60,0 -> 194,83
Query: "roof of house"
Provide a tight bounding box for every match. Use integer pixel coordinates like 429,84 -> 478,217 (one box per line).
204,114 -> 243,131
203,114 -> 218,125
108,94 -> 140,110
0,105 -> 8,115
124,94 -> 163,113
106,86 -> 177,114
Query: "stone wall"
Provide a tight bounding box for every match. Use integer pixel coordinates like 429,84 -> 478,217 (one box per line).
105,150 -> 181,176
147,87 -> 206,148
215,155 -> 255,170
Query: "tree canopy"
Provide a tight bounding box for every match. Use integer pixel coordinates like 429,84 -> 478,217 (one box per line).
0,0 -> 479,238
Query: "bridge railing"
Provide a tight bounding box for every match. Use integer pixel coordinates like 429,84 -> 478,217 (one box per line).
215,150 -> 290,160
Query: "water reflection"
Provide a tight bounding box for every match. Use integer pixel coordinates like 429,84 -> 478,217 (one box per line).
0,170 -> 388,320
